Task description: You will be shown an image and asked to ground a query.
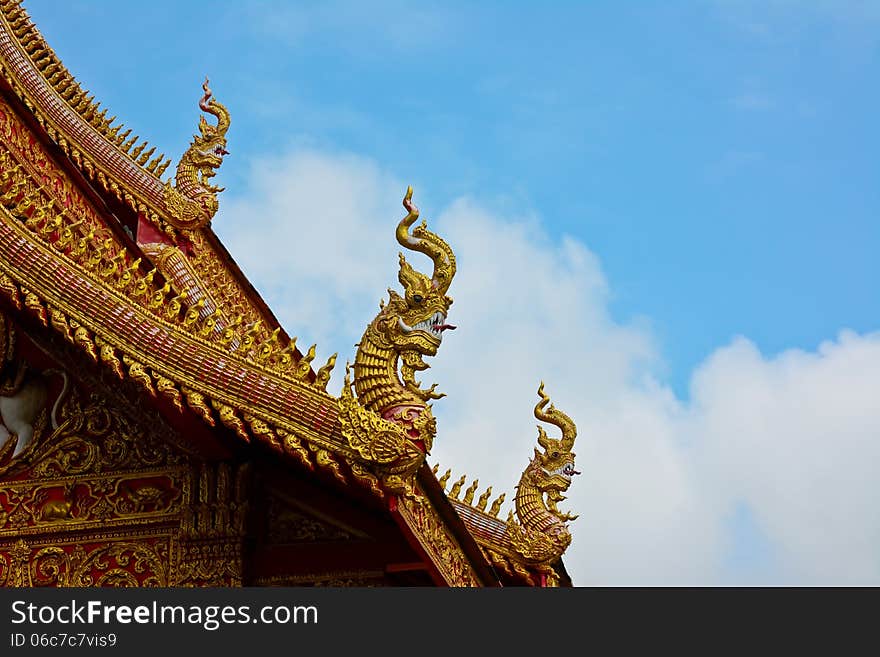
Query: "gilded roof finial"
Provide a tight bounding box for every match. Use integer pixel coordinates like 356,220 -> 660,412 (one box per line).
314,353 -> 337,391
488,493 -> 506,517
476,486 -> 493,512
506,382 -> 580,565
163,76 -> 231,230
449,475 -> 466,500
462,479 -> 479,505
337,187 -> 458,496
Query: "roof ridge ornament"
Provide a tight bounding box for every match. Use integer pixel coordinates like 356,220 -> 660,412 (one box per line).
338,188 -> 457,496
506,382 -> 580,565
163,77 -> 231,230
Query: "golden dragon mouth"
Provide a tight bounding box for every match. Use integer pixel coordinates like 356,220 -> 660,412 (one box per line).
543,462 -> 580,485
397,312 -> 456,343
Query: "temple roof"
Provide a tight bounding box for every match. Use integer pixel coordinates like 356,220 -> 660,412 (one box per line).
0,0 -> 575,586
1,0 -> 178,226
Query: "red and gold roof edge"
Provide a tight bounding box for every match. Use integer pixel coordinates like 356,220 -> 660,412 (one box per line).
0,1 -> 292,354
0,173 -> 375,498
439,496 -> 560,585
429,465 -> 567,583
0,0 -> 171,229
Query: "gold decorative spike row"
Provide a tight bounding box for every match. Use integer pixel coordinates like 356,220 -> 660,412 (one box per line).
0,255 -> 365,505
314,353 -> 337,391
245,329 -> 333,391
0,1 -> 172,177
0,177 -> 359,503
449,475 -> 466,500
183,231 -> 272,340
462,479 -> 479,505
0,123 -> 355,505
0,142 -> 335,385
292,343 -> 316,380
433,464 -> 507,518
488,493 -> 506,517
476,486 -> 493,511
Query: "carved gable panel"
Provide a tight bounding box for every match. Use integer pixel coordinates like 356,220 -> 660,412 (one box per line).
0,313 -> 247,587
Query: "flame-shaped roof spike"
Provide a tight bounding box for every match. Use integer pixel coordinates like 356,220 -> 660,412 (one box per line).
489,493 -> 506,517
476,486 -> 493,511
438,469 -> 452,489
314,353 -> 337,391
449,475 -> 466,500
462,479 -> 479,505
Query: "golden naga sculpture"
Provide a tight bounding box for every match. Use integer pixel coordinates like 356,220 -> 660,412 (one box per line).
338,187 -> 456,495
163,78 -> 230,230
507,382 -> 580,565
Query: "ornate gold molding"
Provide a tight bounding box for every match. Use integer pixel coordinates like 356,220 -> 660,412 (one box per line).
394,493 -> 480,587
0,535 -> 172,587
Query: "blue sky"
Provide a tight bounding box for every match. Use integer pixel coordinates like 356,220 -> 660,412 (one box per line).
24,1 -> 880,584
29,0 -> 879,396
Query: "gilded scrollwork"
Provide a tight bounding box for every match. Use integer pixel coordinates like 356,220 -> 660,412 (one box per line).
395,493 -> 480,587
1,537 -> 170,587
0,101 -> 123,257
184,231 -> 271,344
0,99 -> 360,500
1,388 -> 185,479
0,472 -> 186,536
175,541 -> 241,587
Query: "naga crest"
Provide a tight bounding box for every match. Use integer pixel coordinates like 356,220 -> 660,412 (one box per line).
383,185 -> 456,368
163,77 -> 231,230
339,188 -> 457,495
507,382 -> 580,565
353,186 -> 457,412
530,382 -> 579,499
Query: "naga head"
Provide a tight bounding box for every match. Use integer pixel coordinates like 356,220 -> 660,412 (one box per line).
189,77 -> 230,193
507,382 -> 580,565
526,382 -> 579,510
378,187 -> 457,360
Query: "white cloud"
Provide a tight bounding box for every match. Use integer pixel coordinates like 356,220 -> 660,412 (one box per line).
217,148 -> 880,585
217,149 -> 405,354
689,332 -> 880,584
